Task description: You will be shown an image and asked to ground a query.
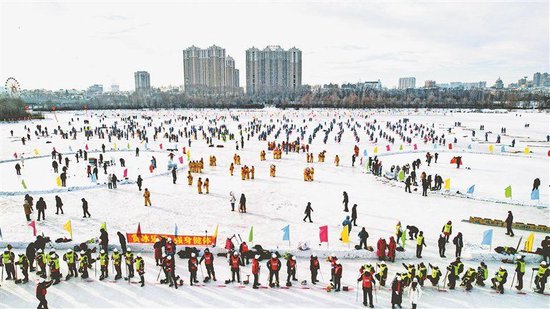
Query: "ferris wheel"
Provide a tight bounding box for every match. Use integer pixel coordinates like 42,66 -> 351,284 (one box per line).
5,77 -> 20,97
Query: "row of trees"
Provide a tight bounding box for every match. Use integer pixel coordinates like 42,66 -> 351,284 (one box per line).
0,98 -> 38,120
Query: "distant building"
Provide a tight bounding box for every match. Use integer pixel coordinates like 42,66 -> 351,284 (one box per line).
424,80 -> 436,88
87,84 -> 103,95
134,71 -> 151,94
110,84 -> 120,93
398,77 -> 416,89
245,45 -> 302,95
182,45 -> 240,95
533,72 -> 542,87
493,77 -> 504,89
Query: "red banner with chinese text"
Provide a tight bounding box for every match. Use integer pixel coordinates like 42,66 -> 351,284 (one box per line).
126,233 -> 215,246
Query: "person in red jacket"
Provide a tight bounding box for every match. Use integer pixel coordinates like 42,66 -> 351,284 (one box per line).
310,254 -> 320,284
252,254 -> 261,289
229,251 -> 242,283
334,263 -> 343,292
267,253 -> 281,287
286,255 -> 297,285
199,248 -> 216,281
165,238 -> 175,257
239,242 -> 250,265
153,238 -> 163,266
36,278 -> 53,309
387,236 -> 397,262
162,255 -> 178,289
358,269 -> 376,307
188,252 -> 199,286
327,254 -> 338,282
377,238 -> 387,261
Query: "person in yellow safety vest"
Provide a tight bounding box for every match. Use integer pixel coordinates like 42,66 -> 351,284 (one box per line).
48,252 -> 62,284
35,249 -> 47,278
442,221 -> 452,243
63,249 -> 78,279
447,258 -> 464,290
2,248 -> 16,280
135,254 -> 145,287
79,250 -> 89,279
416,262 -> 427,286
396,222 -> 403,241
490,267 -> 508,294
460,267 -> 476,291
15,253 -> 29,283
514,255 -> 525,290
401,263 -> 415,286
416,231 -> 427,258
427,264 -> 441,286
476,262 -> 488,286
375,262 -> 388,286
126,249 -> 135,279
111,248 -> 122,280
534,261 -> 550,294
99,249 -> 109,280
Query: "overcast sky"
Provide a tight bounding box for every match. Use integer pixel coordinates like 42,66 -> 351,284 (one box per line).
0,0 -> 548,91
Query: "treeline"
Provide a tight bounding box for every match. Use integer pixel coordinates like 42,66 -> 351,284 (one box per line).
0,97 -> 41,121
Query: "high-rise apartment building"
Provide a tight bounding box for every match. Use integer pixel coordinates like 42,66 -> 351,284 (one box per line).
134,71 -> 151,94
245,45 -> 302,95
182,45 -> 240,95
398,77 -> 416,89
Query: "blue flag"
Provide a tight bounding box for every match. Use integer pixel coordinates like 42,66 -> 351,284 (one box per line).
467,185 -> 475,194
282,225 -> 290,241
363,149 -> 368,157
500,145 -> 506,153
174,223 -> 178,236
468,144 -> 472,149
531,189 -> 540,200
481,229 -> 493,246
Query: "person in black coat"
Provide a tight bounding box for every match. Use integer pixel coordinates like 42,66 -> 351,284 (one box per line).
532,178 -> 540,191
453,233 -> 463,258
136,175 -> 143,191
505,211 -> 514,237
172,168 -> 177,184
26,242 -> 37,271
391,275 -> 404,308
310,255 -> 320,284
117,232 -> 127,254
36,197 -> 46,221
55,196 -> 63,215
303,202 -> 313,223
342,191 -> 349,212
405,176 -> 412,193
406,225 -> 419,240
351,204 -> 358,226
358,227 -> 369,250
438,234 -> 446,258
99,228 -> 109,253
81,198 -> 91,218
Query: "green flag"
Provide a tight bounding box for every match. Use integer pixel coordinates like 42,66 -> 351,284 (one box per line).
504,185 -> 512,198
21,179 -> 27,190
400,229 -> 407,248
248,226 -> 254,242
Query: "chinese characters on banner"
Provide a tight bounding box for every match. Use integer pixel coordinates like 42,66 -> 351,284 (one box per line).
126,233 -> 215,246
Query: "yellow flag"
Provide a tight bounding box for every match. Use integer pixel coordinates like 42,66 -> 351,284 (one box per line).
63,220 -> 73,238
488,145 -> 494,152
341,225 -> 350,243
56,176 -> 62,187
524,147 -> 530,154
525,232 -> 534,252
213,224 -> 219,239
113,143 -> 118,150
444,178 -> 451,190
34,148 -> 39,155
373,146 -> 378,154
127,143 -> 130,149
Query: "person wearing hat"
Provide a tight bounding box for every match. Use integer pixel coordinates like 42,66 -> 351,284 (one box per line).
165,238 -> 176,258
81,198 -> 91,218
534,261 -> 550,294
310,254 -> 320,285
78,250 -> 89,279
199,248 -> 216,281
375,261 -> 388,287
48,251 -> 62,285
63,249 -> 78,280
2,247 -> 16,280
162,255 -> 178,289
427,264 -> 441,286
514,255 -> 525,290
285,255 -> 297,286
125,248 -> 134,279
505,211 -> 514,237
490,266 -> 508,294
267,253 -> 281,287
36,278 -> 53,309
135,254 -> 145,287
409,278 -> 423,309
229,251 -> 242,283
15,253 -> 29,283
357,266 -> 375,307
252,254 -> 261,289
447,258 -> 463,290
153,238 -> 163,266
98,249 -> 109,281
476,262 -> 488,286
188,252 -> 199,286
35,249 -> 47,279
111,249 -> 122,280
391,274 -> 403,309
460,267 -> 476,291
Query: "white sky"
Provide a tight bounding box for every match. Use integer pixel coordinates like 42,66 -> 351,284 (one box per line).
0,0 -> 548,91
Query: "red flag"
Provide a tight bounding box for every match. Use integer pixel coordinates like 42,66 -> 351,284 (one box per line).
319,225 -> 328,243
178,156 -> 184,164
159,143 -> 163,150
448,143 -> 453,150
85,144 -> 89,150
413,144 -> 417,150
386,145 -> 390,151
123,168 -> 128,178
137,223 -> 142,236
28,220 -> 36,236
149,165 -> 154,173
13,152 -> 17,158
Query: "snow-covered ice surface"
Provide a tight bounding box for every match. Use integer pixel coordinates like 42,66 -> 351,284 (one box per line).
0,108 -> 549,308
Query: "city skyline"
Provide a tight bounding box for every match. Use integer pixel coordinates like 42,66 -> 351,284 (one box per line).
0,0 -> 548,91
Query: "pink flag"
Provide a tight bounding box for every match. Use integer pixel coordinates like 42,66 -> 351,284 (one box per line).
85,144 -> 89,150
28,220 -> 36,236
386,145 -> 390,151
159,143 -> 163,150
123,168 -> 128,178
448,143 -> 453,150
178,156 -> 184,164
319,225 -> 328,243
413,144 -> 418,150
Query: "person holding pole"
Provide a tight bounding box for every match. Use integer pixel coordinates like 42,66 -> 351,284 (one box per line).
358,267 -> 376,307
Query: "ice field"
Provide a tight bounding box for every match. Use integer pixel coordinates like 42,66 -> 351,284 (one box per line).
0,108 -> 549,308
